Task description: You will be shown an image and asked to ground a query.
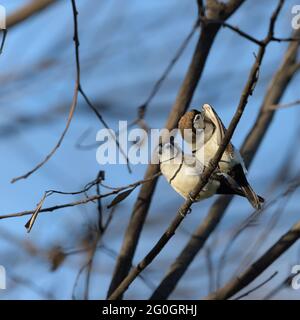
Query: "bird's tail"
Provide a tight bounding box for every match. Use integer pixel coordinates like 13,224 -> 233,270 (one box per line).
230,164 -> 264,210
240,184 -> 264,210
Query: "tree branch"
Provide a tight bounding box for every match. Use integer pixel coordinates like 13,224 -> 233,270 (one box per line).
11,0 -> 79,183
11,0 -> 131,181
0,173 -> 161,221
107,0 -> 246,298
268,99 -> 300,110
234,271 -> 278,300
205,220 -> 300,300
108,0 -> 284,301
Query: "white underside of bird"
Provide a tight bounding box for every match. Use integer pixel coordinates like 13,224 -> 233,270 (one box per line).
159,143 -> 221,201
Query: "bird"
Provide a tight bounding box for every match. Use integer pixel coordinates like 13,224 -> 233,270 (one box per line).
178,103 -> 264,210
158,142 -> 262,204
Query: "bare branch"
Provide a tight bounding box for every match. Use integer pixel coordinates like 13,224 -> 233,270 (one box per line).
11,0 -> 131,182
268,99 -> 300,110
234,271 -> 278,300
0,173 -> 161,221
138,18 -> 200,120
205,220 -> 300,300
263,268 -> 300,299
11,0 -> 80,183
107,0 -> 282,301
203,18 -> 263,45
271,36 -> 300,42
107,0 -> 246,298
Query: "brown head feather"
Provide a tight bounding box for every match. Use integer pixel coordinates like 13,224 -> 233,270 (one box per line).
178,109 -> 200,137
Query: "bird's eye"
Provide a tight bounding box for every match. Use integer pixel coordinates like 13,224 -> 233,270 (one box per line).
193,112 -> 205,130
194,113 -> 203,123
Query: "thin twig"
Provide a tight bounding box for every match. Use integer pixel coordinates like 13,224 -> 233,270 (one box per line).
217,178 -> 298,287
137,18 -> 200,120
234,271 -> 278,300
202,18 -> 263,45
271,36 -> 300,42
205,219 -> 300,300
11,0 -> 131,182
69,243 -> 155,299
201,16 -> 300,47
23,172 -> 104,232
0,173 -> 161,221
11,0 -> 80,183
235,194 -> 294,276
78,87 -> 132,173
268,99 -> 300,110
263,269 -> 300,300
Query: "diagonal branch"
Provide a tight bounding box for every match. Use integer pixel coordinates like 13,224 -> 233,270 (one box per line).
234,271 -> 278,300
205,220 -> 300,300
108,0 -> 285,301
203,18 -> 263,45
268,99 -> 300,110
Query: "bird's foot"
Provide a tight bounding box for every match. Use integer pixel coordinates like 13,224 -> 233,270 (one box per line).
188,194 -> 196,203
179,210 -> 186,218
179,206 -> 192,218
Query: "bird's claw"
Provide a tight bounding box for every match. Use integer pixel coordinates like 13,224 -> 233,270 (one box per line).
188,194 -> 196,202
179,211 -> 186,218
179,207 -> 192,218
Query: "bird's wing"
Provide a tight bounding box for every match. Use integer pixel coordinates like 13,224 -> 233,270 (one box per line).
203,104 -> 235,156
202,104 -> 226,144
233,148 -> 248,173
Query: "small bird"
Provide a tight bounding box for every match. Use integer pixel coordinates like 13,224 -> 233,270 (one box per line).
158,142 -> 261,204
178,104 -> 264,209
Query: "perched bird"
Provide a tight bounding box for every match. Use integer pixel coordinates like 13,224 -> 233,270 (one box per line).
158,142 -> 261,204
178,104 -> 264,209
